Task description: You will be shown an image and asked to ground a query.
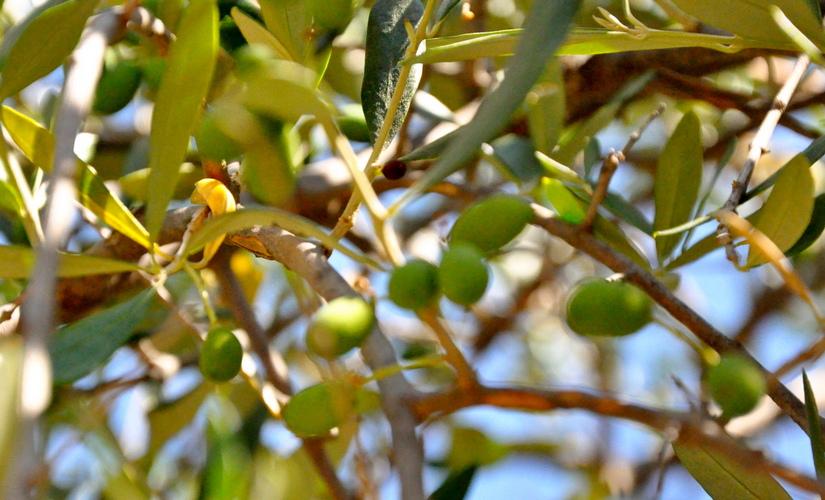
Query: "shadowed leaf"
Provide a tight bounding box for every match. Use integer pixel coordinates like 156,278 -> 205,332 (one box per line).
362,0 -> 424,145
146,0 -> 218,243
51,287 -> 157,385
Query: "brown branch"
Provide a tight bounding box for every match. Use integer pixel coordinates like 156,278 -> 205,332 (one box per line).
716,54 -> 811,264
224,224 -> 427,500
413,384 -> 825,496
581,103 -> 663,231
531,204 -> 819,435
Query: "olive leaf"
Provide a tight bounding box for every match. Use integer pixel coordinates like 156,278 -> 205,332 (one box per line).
746,153 -> 814,267
51,287 -> 157,385
654,110 -> 703,262
145,0 -> 219,243
361,0 -> 424,145
398,0 -> 582,204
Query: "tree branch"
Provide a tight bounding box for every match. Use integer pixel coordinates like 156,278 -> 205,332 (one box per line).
531,204 -> 820,435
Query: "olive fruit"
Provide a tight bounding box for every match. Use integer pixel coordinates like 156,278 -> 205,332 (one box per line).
707,354 -> 767,418
199,327 -> 243,382
388,260 -> 439,310
309,0 -> 355,31
449,195 -> 533,253
381,160 -> 407,180
306,297 -> 374,359
438,243 -> 489,306
565,279 -> 652,337
93,57 -> 143,115
282,381 -> 356,437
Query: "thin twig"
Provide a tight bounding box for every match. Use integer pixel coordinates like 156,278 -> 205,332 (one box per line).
417,308 -> 478,390
11,9 -> 130,498
210,251 -> 354,500
225,224 -> 427,500
413,384 -> 825,496
716,54 -> 811,264
581,103 -> 664,231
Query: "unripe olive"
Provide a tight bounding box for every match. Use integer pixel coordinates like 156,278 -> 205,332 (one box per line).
388,260 -> 439,310
707,354 -> 767,418
306,297 -> 374,359
309,0 -> 354,31
449,195 -> 533,253
200,327 -> 243,383
438,243 -> 489,306
337,105 -> 371,143
282,381 -> 356,437
565,279 -> 652,337
93,58 -> 143,115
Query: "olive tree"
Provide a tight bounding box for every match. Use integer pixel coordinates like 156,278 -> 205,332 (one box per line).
2,0 -> 825,498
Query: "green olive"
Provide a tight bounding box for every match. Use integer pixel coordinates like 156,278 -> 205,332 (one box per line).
93,56 -> 143,115
388,260 -> 439,310
707,354 -> 766,418
565,279 -> 652,337
199,327 -> 243,383
282,381 -> 356,437
306,297 -> 374,359
449,195 -> 533,253
438,243 -> 489,306
309,0 -> 355,31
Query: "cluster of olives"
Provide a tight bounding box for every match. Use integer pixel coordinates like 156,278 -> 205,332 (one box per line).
389,195 -> 533,310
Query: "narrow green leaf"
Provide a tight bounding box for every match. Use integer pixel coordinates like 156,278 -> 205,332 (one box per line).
803,370 -> 825,489
50,287 -> 157,385
257,0 -> 312,62
0,180 -> 24,217
0,245 -> 144,279
603,192 -> 653,235
77,164 -> 153,249
241,60 -> 334,126
490,135 -> 543,183
665,229 -> 721,270
430,466 -> 478,500
184,208 -> 384,270
231,7 -> 292,61
361,0 -> 424,145
407,28 -> 797,66
2,106 -> 152,248
786,194 -> 825,257
241,134 -> 296,207
746,153 -> 814,267
0,0 -> 97,98
669,0 -> 825,50
399,128 -> 459,162
527,59 -> 565,157
400,0 -> 581,204
146,0 -> 219,243
673,435 -> 792,500
0,337 -> 23,488
542,178 -> 586,224
654,110 -> 703,262
2,106 -> 54,170
744,133 -> 825,203
434,0 -> 463,23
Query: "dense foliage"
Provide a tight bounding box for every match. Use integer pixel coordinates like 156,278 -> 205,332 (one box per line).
3,0 -> 825,498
